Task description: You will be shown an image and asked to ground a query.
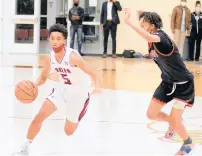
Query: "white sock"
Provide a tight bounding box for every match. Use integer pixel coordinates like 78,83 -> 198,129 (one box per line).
26,139 -> 32,143
22,139 -> 32,150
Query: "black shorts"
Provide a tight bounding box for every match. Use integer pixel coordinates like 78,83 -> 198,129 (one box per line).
153,80 -> 195,107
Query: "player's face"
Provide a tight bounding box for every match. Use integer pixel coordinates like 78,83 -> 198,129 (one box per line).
49,32 -> 66,53
139,18 -> 155,33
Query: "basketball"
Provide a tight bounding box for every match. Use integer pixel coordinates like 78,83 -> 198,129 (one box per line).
15,80 -> 38,104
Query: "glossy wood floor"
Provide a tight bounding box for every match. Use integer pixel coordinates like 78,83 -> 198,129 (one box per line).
37,56 -> 202,96
1,54 -> 202,96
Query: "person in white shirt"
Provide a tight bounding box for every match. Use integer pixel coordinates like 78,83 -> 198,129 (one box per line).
100,0 -> 122,58
13,24 -> 101,155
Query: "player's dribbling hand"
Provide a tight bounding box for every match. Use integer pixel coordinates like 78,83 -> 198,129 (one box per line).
124,8 -> 131,24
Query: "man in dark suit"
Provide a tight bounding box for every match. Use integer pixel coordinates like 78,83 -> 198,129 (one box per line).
100,0 -> 122,58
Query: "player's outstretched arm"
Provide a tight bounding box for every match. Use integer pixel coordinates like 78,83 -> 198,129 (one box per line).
35,56 -> 51,87
124,8 -> 160,43
70,52 -> 101,93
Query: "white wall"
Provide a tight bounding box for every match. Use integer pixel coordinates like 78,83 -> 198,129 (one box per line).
79,0 -> 85,9
117,0 -> 199,55
2,0 -> 15,53
89,0 -> 97,7
0,0 -> 3,53
47,0 -> 57,29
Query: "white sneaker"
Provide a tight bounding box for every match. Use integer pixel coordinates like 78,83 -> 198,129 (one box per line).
12,151 -> 28,156
12,144 -> 29,156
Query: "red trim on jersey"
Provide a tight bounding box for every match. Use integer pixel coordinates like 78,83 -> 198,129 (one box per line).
152,42 -> 175,57
48,88 -> 55,96
152,97 -> 166,106
78,93 -> 90,122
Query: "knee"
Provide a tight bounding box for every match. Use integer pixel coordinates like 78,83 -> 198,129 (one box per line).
146,110 -> 157,120
112,37 -> 116,40
64,129 -> 74,136
104,38 -> 108,41
64,122 -> 78,136
64,127 -> 76,136
78,39 -> 82,45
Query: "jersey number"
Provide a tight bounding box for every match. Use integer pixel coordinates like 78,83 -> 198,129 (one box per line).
61,74 -> 71,84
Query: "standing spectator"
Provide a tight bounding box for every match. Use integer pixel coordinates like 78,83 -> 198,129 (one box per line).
171,0 -> 191,56
69,0 -> 84,55
188,1 -> 202,61
100,0 -> 122,58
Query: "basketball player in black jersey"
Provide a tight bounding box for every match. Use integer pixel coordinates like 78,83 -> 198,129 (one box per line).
124,9 -> 195,155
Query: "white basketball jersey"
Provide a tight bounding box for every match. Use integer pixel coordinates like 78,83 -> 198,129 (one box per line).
49,47 -> 91,88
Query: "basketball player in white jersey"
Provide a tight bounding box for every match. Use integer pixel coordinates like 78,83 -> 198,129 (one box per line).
13,24 -> 101,155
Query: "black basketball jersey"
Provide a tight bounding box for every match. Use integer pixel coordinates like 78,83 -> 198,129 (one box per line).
148,30 -> 194,83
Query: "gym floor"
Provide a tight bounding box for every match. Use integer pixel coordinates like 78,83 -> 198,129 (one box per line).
0,54 -> 202,155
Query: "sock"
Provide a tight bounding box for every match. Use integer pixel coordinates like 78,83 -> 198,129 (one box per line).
26,139 -> 32,143
184,137 -> 192,145
22,139 -> 32,150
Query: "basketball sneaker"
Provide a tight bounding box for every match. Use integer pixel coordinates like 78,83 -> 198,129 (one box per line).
12,148 -> 28,156
12,141 -> 30,156
175,143 -> 195,155
165,126 -> 175,139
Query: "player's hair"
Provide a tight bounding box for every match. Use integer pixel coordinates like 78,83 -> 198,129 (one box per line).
139,12 -> 163,29
48,23 -> 68,39
196,0 -> 201,6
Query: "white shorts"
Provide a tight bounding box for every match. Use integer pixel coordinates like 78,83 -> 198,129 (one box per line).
47,86 -> 90,123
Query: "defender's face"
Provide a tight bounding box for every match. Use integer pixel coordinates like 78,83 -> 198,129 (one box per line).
139,18 -> 154,33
